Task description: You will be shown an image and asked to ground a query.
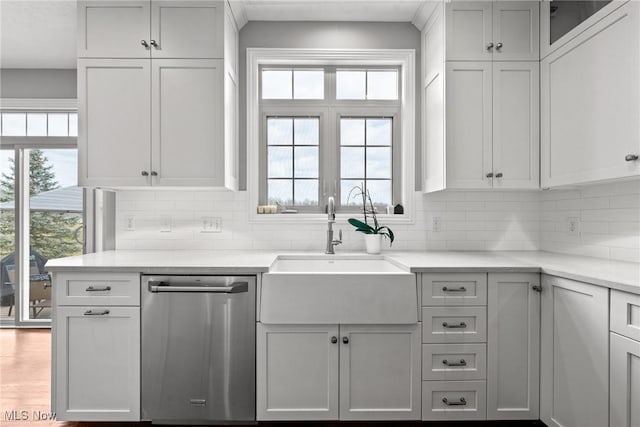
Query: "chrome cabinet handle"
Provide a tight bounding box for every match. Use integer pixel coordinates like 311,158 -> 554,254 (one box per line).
486,172 -> 494,178
86,286 -> 111,292
442,321 -> 467,329
150,40 -> 158,48
442,397 -> 467,406
496,42 -> 503,50
141,40 -> 149,48
487,42 -> 494,50
342,336 -> 349,344
141,171 -> 149,176
331,336 -> 338,344
625,154 -> 639,161
150,171 -> 158,176
84,309 -> 110,316
495,172 -> 503,178
442,359 -> 467,367
442,286 -> 466,292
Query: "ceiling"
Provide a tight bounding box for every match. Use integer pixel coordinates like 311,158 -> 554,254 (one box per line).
0,0 -> 436,69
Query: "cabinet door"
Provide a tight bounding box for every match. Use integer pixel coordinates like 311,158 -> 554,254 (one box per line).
492,62 -> 539,189
492,2 -> 539,61
78,1 -> 150,58
78,59 -> 151,187
540,275 -> 609,427
339,324 -> 421,420
150,1 -> 224,59
55,306 -> 140,421
541,2 -> 640,187
487,273 -> 540,420
151,59 -> 224,186
256,323 -> 339,421
446,62 -> 493,189
445,2 -> 493,61
610,332 -> 640,427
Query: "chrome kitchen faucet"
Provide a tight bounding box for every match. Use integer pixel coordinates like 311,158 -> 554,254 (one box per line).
325,196 -> 342,254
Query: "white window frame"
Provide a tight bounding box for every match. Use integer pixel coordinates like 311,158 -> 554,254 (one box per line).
247,48 -> 415,223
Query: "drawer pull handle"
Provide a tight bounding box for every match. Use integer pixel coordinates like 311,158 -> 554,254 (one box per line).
442,397 -> 467,406
86,286 -> 111,292
84,309 -> 110,316
442,286 -> 466,292
442,359 -> 467,367
442,322 -> 467,329
625,154 -> 638,161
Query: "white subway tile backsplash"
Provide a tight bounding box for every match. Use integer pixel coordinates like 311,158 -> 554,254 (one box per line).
113,180 -> 640,263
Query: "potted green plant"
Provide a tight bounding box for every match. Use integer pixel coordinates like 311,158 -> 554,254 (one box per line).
346,184 -> 394,254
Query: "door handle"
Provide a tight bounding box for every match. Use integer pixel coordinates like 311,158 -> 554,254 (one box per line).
148,281 -> 248,293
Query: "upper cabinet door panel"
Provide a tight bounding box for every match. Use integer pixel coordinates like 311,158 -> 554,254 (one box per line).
78,1 -> 150,58
151,1 -> 224,59
446,2 -> 493,61
493,2 -> 540,61
151,59 -> 224,186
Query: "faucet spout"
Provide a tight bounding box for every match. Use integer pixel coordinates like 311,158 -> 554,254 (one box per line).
327,196 -> 335,222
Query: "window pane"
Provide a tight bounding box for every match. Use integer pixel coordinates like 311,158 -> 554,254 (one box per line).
341,180 -> 364,206
341,147 -> 365,178
2,113 -> 26,136
68,113 -> 78,137
262,70 -> 292,99
367,71 -> 398,100
48,113 -> 68,136
294,70 -> 324,99
366,119 -> 392,146
27,114 -> 47,136
294,147 -> 318,178
340,119 -> 365,146
336,70 -> 366,99
268,179 -> 293,205
29,149 -> 83,321
294,180 -> 318,205
268,147 -> 292,178
267,118 -> 293,145
367,147 -> 391,179
294,118 -> 319,145
0,150 -> 15,321
366,180 -> 392,207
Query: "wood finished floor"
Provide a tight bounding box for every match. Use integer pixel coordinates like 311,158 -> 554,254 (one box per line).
0,329 -> 545,427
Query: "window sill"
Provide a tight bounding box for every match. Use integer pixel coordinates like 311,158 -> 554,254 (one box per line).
248,212 -> 415,224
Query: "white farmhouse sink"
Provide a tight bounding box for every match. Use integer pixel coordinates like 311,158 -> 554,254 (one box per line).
261,255 -> 417,324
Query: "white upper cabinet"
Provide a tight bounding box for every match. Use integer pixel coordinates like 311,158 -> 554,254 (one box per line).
446,1 -> 539,61
541,1 -> 640,187
77,0 -> 239,188
78,0 -> 223,59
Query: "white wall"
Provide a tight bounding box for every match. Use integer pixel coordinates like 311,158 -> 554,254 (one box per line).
115,191 -> 541,252
540,180 -> 640,262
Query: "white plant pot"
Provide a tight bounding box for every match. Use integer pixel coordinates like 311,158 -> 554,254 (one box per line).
364,233 -> 382,254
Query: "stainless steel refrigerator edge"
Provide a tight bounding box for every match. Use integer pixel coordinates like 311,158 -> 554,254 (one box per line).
141,275 -> 256,423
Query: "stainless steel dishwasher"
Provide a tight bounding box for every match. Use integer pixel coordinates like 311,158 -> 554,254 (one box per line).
141,275 -> 255,424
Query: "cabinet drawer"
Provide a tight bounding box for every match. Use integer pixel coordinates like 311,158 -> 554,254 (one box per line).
422,307 -> 487,343
611,290 -> 640,342
422,273 -> 487,306
54,272 -> 140,306
422,380 -> 487,420
423,343 -> 486,381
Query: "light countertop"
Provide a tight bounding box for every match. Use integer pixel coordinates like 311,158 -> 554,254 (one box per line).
46,250 -> 640,295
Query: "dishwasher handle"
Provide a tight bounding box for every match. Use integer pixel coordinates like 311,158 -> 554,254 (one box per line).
148,281 -> 249,294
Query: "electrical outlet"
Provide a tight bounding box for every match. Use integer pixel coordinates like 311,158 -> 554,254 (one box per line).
160,216 -> 172,233
433,216 -> 442,232
567,217 -> 580,236
201,217 -> 221,233
126,216 -> 135,231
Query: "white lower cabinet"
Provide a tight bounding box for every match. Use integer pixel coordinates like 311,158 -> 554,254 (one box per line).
610,332 -> 640,427
540,275 -> 609,427
54,306 -> 140,421
257,323 -> 421,421
487,273 -> 540,420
